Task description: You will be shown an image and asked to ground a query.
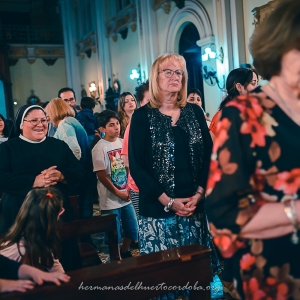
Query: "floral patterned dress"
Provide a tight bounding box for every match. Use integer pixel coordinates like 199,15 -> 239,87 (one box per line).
205,87 -> 300,299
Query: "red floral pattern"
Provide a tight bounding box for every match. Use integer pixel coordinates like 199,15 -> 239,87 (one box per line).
206,90 -> 300,299
206,160 -> 222,194
274,168 -> 300,195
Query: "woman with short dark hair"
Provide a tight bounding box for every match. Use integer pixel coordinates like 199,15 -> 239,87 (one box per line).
206,0 -> 300,298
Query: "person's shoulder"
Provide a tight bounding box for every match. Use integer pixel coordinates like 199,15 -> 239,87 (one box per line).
0,137 -> 22,151
92,138 -> 107,150
224,89 -> 265,120
186,102 -> 202,113
46,136 -> 69,148
134,104 -> 148,117
0,137 -> 19,146
185,102 -> 205,120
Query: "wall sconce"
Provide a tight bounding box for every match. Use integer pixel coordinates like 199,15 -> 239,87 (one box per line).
130,64 -> 141,84
202,44 -> 224,64
89,82 -> 97,99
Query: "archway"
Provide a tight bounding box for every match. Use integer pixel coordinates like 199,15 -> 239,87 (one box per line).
164,0 -> 213,54
179,22 -> 205,110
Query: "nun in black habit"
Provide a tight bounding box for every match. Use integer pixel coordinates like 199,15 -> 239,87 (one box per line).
0,105 -> 84,270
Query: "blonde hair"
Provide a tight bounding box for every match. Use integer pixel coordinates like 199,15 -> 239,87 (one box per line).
45,98 -> 75,124
117,92 -> 137,138
149,54 -> 188,108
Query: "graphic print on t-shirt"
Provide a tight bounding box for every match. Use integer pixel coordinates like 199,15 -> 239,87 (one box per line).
107,149 -> 127,190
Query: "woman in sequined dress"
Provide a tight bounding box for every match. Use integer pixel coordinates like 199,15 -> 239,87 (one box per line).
129,54 -> 220,298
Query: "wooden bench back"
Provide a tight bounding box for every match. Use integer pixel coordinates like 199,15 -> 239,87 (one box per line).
1,244 -> 212,300
58,214 -> 119,261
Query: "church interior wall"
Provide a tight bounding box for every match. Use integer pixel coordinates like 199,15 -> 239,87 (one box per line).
243,0 -> 270,64
109,29 -> 141,94
4,0 -> 274,117
78,51 -> 99,99
10,58 -> 67,114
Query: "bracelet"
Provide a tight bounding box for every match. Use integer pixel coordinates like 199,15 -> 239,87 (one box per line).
284,199 -> 299,244
164,198 -> 175,212
196,191 -> 204,196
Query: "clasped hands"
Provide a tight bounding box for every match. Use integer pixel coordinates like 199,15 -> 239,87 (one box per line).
33,166 -> 65,188
173,193 -> 204,217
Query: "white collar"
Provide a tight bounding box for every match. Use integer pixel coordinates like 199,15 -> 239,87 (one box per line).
19,134 -> 46,143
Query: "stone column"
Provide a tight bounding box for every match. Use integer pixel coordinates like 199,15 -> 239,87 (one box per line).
59,0 -> 81,104
94,0 -> 113,104
136,0 -> 159,81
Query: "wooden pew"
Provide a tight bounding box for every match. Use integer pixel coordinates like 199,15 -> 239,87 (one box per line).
1,244 -> 212,300
58,214 -> 119,265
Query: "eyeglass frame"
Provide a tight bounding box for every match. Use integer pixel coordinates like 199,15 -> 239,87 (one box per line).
63,97 -> 76,103
23,118 -> 49,126
158,69 -> 185,78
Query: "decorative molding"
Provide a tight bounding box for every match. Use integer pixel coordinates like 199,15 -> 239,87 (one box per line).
76,32 -> 96,58
8,44 -> 64,65
163,3 -> 171,14
111,34 -> 118,42
106,3 -> 137,41
42,58 -> 58,66
164,0 -> 213,53
153,0 -> 185,12
130,23 -> 137,33
196,36 -> 215,48
173,0 -> 185,9
153,0 -> 171,12
252,0 -> 278,26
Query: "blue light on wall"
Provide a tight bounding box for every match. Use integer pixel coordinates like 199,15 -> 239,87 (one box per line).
130,69 -> 140,80
202,44 -> 224,64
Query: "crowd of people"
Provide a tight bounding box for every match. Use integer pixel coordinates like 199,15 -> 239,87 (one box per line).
0,1 -> 300,299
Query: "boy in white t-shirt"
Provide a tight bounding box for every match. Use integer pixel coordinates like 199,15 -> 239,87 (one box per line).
92,110 -> 138,259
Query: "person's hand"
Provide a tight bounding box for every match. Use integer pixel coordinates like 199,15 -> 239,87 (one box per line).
0,279 -> 35,293
18,264 -> 70,286
172,193 -> 203,217
171,198 -> 196,217
184,193 -> 203,209
41,166 -> 65,186
117,190 -> 129,201
29,270 -> 70,286
33,174 -> 56,188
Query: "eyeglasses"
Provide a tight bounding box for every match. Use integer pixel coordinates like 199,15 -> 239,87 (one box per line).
24,118 -> 49,126
63,98 -> 75,103
159,69 -> 184,78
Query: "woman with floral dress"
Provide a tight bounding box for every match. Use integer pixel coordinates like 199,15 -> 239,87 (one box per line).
206,0 -> 300,299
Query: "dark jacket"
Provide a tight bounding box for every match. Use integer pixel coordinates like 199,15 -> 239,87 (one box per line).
129,103 -> 212,218
76,108 -> 98,136
0,137 -> 84,233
